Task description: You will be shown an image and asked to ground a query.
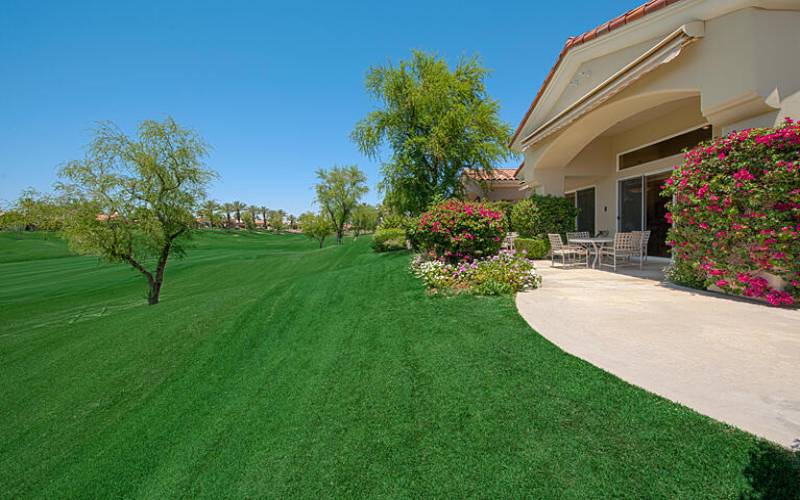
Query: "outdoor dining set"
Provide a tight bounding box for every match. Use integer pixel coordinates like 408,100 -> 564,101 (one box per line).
547,231 -> 651,271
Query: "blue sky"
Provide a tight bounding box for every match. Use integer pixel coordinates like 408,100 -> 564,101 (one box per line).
0,0 -> 643,215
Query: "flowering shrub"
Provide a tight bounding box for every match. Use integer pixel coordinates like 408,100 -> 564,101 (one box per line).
413,200 -> 506,262
662,119 -> 800,306
410,251 -> 542,295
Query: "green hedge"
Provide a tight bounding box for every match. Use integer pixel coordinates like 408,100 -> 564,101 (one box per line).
510,195 -> 577,238
514,237 -> 549,259
372,228 -> 406,252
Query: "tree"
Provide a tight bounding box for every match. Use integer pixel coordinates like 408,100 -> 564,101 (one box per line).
247,205 -> 259,230
58,117 -> 215,305
231,201 -> 245,228
287,214 -> 297,230
242,210 -> 256,230
299,211 -> 332,248
200,199 -> 219,228
350,203 -> 379,240
258,206 -> 269,229
269,209 -> 286,232
5,188 -> 70,235
352,50 -> 515,214
314,165 -> 368,244
222,202 -> 234,228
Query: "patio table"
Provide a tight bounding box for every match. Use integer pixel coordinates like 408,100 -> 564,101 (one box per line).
569,237 -> 613,269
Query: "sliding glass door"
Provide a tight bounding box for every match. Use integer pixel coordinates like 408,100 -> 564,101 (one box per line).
565,187 -> 595,235
576,188 -> 595,235
618,178 -> 643,232
618,173 -> 671,257
645,172 -> 671,258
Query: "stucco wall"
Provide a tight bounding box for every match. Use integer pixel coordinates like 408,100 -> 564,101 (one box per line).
464,181 -> 529,202
563,97 -> 710,233
520,6 -> 800,195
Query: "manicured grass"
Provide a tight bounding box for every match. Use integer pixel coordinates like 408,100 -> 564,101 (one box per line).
0,231 -> 786,497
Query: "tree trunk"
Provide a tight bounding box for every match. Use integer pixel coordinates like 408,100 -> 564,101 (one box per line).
336,229 -> 343,244
148,279 -> 163,305
319,237 -> 325,248
147,241 -> 173,305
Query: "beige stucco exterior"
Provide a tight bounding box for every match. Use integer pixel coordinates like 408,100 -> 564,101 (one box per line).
463,179 -> 530,202
511,0 -> 800,241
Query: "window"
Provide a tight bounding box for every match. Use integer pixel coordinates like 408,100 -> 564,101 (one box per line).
618,126 -> 711,170
565,188 -> 595,236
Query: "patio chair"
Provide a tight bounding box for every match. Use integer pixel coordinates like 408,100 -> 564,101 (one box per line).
548,233 -> 589,268
566,231 -> 590,244
632,230 -> 651,265
502,232 -> 518,251
599,232 -> 637,271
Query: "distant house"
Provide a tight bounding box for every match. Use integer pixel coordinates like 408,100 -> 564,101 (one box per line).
462,166 -> 530,203
510,0 -> 800,258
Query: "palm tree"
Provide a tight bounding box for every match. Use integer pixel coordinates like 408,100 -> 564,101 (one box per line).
259,206 -> 269,229
222,202 -> 234,229
248,205 -> 259,229
201,199 -> 219,228
288,214 -> 297,229
231,201 -> 245,228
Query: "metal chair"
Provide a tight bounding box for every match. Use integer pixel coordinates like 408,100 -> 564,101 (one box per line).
502,232 -> 518,251
548,233 -> 588,268
599,232 -> 637,271
632,230 -> 651,266
566,231 -> 590,243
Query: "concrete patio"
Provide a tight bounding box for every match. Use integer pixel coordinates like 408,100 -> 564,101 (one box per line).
517,260 -> 800,448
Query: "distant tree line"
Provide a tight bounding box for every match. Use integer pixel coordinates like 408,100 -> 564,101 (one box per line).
197,200 -> 295,231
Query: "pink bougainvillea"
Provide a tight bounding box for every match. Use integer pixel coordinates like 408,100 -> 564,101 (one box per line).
413,200 -> 506,262
662,119 -> 800,306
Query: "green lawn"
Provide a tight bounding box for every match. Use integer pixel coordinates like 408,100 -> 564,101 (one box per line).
0,231 -> 790,498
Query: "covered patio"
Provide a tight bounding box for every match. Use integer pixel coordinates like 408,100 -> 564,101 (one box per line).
517,261 -> 800,447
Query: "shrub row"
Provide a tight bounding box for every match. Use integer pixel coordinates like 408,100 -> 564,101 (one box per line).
514,237 -> 549,259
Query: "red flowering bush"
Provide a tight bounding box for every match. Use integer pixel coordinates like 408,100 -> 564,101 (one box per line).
413,200 -> 506,261
662,119 -> 800,306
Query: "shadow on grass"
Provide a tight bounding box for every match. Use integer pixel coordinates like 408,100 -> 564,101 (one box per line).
740,440 -> 800,499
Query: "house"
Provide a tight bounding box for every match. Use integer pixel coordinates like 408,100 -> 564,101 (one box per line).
462,166 -> 530,202
510,0 -> 800,259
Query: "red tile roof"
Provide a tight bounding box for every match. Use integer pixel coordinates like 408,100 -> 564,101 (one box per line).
465,168 -> 520,181
509,0 -> 688,146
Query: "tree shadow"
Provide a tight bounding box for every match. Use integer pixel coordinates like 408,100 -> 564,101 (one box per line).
740,439 -> 800,499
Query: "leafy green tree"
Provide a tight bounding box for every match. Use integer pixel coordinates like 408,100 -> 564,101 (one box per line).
5,188 -> 69,235
247,205 -> 259,230
243,210 -> 256,230
350,203 -> 379,240
314,165 -> 368,244
200,199 -> 220,228
269,209 -> 285,232
299,211 -> 332,248
58,117 -> 216,305
352,50 -> 514,214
